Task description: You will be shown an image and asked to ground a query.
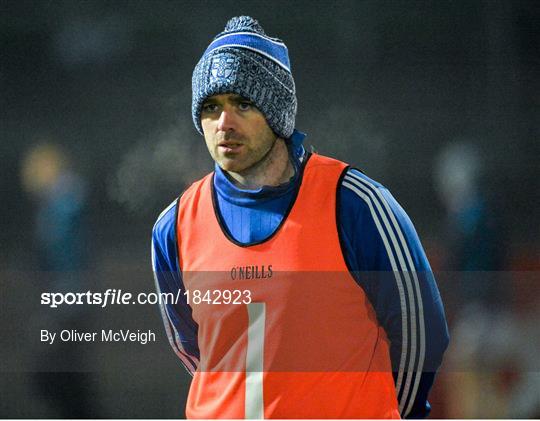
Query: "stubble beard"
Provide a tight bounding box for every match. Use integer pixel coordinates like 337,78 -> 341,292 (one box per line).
234,135 -> 278,177
212,130 -> 278,175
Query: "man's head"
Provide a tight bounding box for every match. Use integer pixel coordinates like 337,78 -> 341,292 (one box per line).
192,16 -> 297,148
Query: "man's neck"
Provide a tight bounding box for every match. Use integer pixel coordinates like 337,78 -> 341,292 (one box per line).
225,138 -> 294,190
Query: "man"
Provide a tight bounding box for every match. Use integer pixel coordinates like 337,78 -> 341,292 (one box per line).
152,16 -> 449,419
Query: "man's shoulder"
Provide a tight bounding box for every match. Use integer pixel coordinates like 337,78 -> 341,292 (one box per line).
341,167 -> 385,190
338,166 -> 420,248
152,199 -> 178,240
309,154 -> 386,191
153,172 -> 215,236
305,154 -> 393,216
337,166 -> 407,227
339,167 -> 388,206
177,172 -> 214,204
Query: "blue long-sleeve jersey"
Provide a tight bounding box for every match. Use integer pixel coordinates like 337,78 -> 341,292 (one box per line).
151,146 -> 449,418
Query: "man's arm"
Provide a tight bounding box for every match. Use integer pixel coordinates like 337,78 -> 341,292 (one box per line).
151,199 -> 200,374
339,168 -> 449,418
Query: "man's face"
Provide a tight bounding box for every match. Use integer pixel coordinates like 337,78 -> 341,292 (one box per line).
200,93 -> 278,173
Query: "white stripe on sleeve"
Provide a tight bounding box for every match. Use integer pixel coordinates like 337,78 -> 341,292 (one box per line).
151,239 -> 198,374
344,170 -> 425,417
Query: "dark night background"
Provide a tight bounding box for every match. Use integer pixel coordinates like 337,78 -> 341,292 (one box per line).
1,0 -> 539,418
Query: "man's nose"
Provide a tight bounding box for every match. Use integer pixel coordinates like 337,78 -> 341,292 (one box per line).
216,108 -> 237,132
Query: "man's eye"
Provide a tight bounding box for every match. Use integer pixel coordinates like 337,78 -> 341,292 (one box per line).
238,102 -> 252,111
202,104 -> 218,113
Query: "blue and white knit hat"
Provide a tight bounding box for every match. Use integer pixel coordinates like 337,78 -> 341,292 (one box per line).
192,16 -> 297,140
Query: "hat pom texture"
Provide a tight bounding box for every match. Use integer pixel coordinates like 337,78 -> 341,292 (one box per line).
222,16 -> 266,35
192,16 -> 297,139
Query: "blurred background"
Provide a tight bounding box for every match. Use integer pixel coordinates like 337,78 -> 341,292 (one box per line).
1,0 -> 539,418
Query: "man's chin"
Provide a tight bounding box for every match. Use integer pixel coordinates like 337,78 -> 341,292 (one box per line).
217,158 -> 249,173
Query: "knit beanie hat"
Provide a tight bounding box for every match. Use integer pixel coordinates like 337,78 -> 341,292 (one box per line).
192,16 -> 297,140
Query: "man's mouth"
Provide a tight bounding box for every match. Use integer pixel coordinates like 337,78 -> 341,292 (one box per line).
218,141 -> 244,152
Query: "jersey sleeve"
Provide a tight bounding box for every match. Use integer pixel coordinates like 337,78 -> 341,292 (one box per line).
151,199 -> 200,374
338,168 -> 449,419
